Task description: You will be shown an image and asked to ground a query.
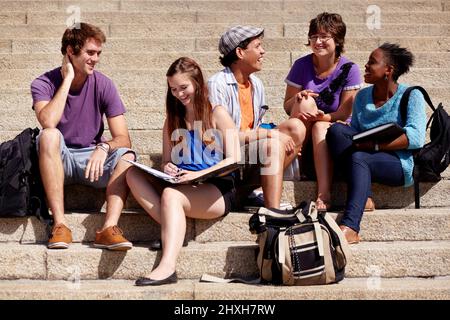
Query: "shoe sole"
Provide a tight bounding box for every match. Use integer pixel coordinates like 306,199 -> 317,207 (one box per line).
93,242 -> 133,251
48,242 -> 70,249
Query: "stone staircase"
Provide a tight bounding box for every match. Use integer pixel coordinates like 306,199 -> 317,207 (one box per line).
0,0 -> 449,300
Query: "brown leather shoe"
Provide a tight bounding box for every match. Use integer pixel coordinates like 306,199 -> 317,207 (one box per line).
339,225 -> 361,244
48,223 -> 72,249
94,225 -> 132,251
364,197 -> 375,212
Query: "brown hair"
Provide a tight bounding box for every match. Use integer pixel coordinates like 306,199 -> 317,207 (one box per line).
165,57 -> 214,146
61,22 -> 106,55
306,12 -> 346,57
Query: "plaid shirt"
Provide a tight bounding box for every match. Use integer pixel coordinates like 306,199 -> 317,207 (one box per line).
207,67 -> 266,130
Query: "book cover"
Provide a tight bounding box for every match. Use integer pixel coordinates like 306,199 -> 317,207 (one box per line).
352,122 -> 405,144
123,159 -> 242,184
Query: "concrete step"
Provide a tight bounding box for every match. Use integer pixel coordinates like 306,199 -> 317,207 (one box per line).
1,209 -> 449,244
0,279 -> 194,300
97,68 -> 450,90
3,0 -> 442,13
2,51 -> 450,72
7,37 -> 450,54
28,171 -> 446,211
2,86 -> 449,113
281,179 -> 450,209
196,36 -> 449,54
195,277 -> 450,300
21,11 -> 450,26
0,23 -> 448,39
1,66 -> 449,91
0,0 -> 120,12
0,120 -> 448,165
116,126 -> 450,165
3,101 -> 449,131
112,0 -> 447,13
0,241 -> 448,280
110,23 -> 450,38
0,277 -> 448,300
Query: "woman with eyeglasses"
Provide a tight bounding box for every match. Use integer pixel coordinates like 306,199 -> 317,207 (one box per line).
283,12 -> 363,211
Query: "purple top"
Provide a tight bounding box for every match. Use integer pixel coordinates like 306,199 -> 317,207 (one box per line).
285,54 -> 362,114
31,68 -> 126,148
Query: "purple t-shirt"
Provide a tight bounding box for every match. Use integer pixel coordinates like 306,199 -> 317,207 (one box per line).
31,68 -> 126,148
285,54 -> 362,114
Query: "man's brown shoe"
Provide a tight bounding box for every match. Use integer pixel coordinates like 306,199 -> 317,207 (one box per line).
364,197 -> 375,212
48,224 -> 72,249
339,225 -> 361,244
94,225 -> 132,251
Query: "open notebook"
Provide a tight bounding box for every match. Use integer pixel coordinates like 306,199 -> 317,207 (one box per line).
124,159 -> 242,184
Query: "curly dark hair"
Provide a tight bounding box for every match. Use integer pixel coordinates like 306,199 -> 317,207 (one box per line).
378,42 -> 415,81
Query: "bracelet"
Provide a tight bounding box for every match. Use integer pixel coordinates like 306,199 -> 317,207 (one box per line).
96,144 -> 109,154
374,142 -> 379,152
96,142 -> 110,154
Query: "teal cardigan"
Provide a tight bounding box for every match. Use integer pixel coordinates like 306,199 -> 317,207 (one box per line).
350,84 -> 426,187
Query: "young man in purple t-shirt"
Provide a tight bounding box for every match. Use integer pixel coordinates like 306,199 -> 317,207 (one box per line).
31,23 -> 136,250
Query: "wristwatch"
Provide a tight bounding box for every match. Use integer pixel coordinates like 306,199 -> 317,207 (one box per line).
96,142 -> 110,154
374,142 -> 379,152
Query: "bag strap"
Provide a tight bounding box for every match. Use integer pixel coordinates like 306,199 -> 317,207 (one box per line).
399,86 -> 435,125
328,62 -> 354,92
313,222 -> 325,257
399,86 -> 435,210
199,274 -> 260,284
278,229 -> 286,264
323,213 -> 351,262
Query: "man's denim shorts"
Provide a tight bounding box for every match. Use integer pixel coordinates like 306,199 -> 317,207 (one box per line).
36,130 -> 136,189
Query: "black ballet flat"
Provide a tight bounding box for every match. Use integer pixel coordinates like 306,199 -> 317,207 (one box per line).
149,239 -> 162,251
135,272 -> 178,286
149,239 -> 188,251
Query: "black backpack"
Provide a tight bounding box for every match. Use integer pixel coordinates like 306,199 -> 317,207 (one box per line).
0,128 -> 51,222
400,86 -> 450,208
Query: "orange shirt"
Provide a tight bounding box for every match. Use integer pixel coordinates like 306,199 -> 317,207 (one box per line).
237,81 -> 254,131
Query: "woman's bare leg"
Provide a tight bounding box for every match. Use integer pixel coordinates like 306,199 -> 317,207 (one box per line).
311,121 -> 333,210
126,167 -> 163,224
145,184 -> 226,280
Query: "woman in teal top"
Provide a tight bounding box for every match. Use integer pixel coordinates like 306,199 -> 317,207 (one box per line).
126,57 -> 241,286
326,43 -> 426,244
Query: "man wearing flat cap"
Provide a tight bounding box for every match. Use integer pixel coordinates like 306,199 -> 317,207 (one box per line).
208,25 -> 304,209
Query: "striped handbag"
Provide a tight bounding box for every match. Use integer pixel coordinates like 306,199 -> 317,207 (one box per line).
249,201 -> 351,285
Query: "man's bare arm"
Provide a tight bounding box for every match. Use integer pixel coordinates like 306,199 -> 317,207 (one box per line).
34,55 -> 74,128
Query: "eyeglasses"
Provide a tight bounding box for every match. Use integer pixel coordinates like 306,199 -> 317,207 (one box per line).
308,35 -> 333,43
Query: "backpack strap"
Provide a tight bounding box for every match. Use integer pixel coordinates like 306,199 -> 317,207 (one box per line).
399,86 -> 435,124
399,86 -> 434,209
